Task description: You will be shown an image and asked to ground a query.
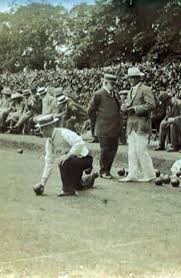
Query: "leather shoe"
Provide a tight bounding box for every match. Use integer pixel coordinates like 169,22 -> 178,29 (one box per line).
154,146 -> 165,151
85,166 -> 93,175
138,177 -> 155,182
119,176 -> 138,182
58,191 -> 78,197
167,147 -> 179,152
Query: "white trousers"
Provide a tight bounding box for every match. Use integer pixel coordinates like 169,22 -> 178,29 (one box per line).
127,131 -> 155,180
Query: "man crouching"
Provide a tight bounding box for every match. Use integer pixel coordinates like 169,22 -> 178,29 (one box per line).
33,115 -> 98,197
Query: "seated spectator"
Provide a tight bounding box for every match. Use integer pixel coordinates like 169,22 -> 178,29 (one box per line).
155,91 -> 181,151
0,87 -> 12,133
58,95 -> 88,133
5,93 -> 24,133
151,91 -> 166,132
12,89 -> 32,134
167,113 -> 181,153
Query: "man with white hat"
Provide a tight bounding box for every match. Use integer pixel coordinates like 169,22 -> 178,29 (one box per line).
56,94 -> 87,133
33,115 -> 98,196
119,67 -> 156,182
88,73 -> 121,179
37,87 -> 56,115
33,87 -> 56,127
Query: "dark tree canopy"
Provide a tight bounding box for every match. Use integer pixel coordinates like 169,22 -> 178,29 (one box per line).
0,0 -> 180,73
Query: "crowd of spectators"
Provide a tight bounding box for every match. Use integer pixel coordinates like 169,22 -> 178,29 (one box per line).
1,61 -> 181,105
0,62 -> 180,146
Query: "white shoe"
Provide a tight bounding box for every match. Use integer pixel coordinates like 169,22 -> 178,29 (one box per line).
138,177 -> 155,182
100,173 -> 113,179
119,176 -> 138,182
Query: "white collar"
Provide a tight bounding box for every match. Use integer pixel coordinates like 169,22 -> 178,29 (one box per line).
103,85 -> 112,95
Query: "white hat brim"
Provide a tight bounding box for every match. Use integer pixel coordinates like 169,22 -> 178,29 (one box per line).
35,118 -> 59,129
126,72 -> 145,78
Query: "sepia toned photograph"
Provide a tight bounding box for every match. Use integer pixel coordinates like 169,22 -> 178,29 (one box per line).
0,0 -> 181,277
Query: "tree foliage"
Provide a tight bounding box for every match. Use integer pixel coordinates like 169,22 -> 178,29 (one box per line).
0,0 -> 180,73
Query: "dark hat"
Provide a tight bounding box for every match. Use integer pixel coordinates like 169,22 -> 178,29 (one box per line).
103,73 -> 117,82
31,86 -> 37,94
158,91 -> 172,103
35,115 -> 59,129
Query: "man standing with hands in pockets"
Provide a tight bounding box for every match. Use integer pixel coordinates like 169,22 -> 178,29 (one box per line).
88,73 -> 121,179
120,67 -> 156,182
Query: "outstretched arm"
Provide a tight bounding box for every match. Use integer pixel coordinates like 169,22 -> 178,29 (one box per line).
40,138 -> 55,186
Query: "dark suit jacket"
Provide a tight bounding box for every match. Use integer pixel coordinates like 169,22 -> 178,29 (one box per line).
126,83 -> 155,135
88,88 -> 121,138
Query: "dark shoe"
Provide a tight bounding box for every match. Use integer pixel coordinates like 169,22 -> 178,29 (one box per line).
84,166 -> 93,175
167,147 -> 179,152
154,146 -> 165,151
58,191 -> 77,197
100,173 -> 113,179
81,172 -> 99,189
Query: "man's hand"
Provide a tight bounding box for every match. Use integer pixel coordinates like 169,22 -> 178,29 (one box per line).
60,154 -> 70,165
121,103 -> 129,112
167,117 -> 175,124
127,106 -> 135,115
33,183 -> 44,195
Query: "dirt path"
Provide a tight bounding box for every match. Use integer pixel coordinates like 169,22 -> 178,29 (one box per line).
0,149 -> 181,278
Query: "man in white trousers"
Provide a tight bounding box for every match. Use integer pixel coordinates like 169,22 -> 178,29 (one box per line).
119,67 -> 156,182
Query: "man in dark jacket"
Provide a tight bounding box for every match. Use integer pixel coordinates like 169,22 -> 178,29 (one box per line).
155,91 -> 181,152
88,73 -> 121,179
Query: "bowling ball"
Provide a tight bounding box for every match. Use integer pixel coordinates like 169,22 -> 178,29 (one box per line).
117,168 -> 125,176
171,178 -> 180,188
162,174 -> 170,184
155,177 -> 163,186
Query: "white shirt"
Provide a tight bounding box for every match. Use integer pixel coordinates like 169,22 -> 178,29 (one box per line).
41,128 -> 89,185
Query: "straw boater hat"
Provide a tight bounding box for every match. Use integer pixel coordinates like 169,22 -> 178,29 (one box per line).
103,73 -> 117,82
37,87 -> 47,96
57,95 -> 69,105
10,92 -> 23,100
125,67 -> 144,78
35,115 -> 59,129
1,87 -> 11,97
